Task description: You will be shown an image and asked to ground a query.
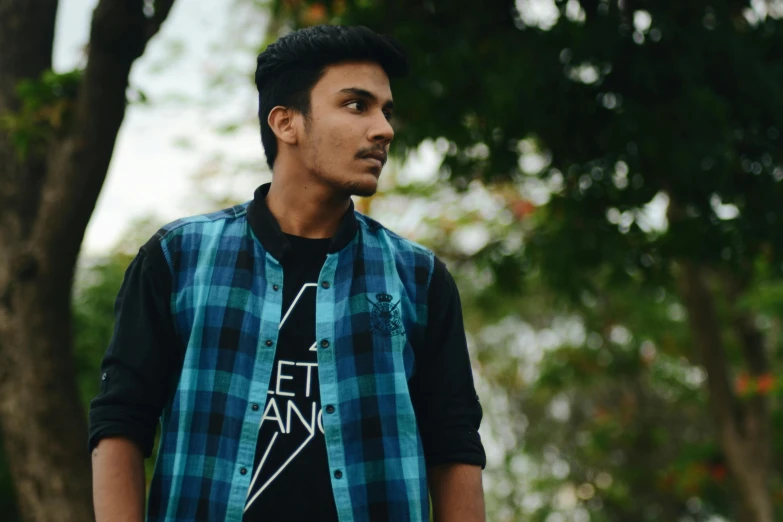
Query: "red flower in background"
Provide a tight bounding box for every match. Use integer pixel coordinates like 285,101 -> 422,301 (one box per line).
511,199 -> 536,220
709,464 -> 727,482
735,373 -> 751,395
756,373 -> 776,394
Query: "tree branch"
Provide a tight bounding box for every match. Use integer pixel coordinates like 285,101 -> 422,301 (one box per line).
0,0 -> 58,114
147,0 -> 176,41
676,262 -> 738,437
727,276 -> 769,376
30,0 -> 176,282
726,274 -> 771,454
666,188 -> 774,519
0,0 -> 58,242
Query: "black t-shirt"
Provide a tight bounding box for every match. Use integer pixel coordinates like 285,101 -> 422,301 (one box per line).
89,195 -> 485,517
243,234 -> 337,521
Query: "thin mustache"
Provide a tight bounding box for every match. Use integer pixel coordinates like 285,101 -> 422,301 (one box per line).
356,147 -> 387,164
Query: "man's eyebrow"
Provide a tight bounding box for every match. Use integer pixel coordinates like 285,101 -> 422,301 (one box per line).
338,87 -> 394,111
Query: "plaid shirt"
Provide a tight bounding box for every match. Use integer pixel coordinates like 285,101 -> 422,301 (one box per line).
145,196 -> 434,521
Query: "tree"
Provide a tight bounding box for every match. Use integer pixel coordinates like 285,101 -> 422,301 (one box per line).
0,2 -> 176,520
267,1 -> 783,520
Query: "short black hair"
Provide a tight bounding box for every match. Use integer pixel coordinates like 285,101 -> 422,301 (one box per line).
254,25 -> 408,169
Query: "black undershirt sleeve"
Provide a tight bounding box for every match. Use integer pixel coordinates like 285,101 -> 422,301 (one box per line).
410,257 -> 486,469
88,237 -> 181,458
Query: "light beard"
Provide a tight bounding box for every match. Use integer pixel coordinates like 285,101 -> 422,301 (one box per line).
344,179 -> 378,198
319,170 -> 379,198
308,158 -> 380,198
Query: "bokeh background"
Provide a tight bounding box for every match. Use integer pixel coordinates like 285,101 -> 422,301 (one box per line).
1,1 -> 783,521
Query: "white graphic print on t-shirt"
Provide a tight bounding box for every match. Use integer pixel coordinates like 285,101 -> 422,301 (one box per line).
244,283 -> 325,512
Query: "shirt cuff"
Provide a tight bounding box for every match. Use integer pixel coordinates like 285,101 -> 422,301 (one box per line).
88,404 -> 158,457
421,424 -> 486,469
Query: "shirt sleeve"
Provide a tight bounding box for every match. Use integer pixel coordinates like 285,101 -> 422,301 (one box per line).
88,237 -> 182,458
410,257 -> 486,469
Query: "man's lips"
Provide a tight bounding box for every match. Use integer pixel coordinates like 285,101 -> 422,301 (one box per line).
358,150 -> 387,166
363,157 -> 384,167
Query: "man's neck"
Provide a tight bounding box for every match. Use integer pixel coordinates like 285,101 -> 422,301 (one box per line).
265,173 -> 351,239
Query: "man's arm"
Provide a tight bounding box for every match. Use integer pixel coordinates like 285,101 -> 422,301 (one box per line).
429,463 -> 486,522
88,239 -> 181,521
92,437 -> 146,522
409,257 -> 487,520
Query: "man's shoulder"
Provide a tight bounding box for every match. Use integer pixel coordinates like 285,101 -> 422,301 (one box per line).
139,201 -> 251,260
155,202 -> 251,240
355,211 -> 433,259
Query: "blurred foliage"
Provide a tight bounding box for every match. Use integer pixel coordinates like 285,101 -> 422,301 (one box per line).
0,69 -> 81,159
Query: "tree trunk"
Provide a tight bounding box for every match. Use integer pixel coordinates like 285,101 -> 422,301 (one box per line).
0,277 -> 95,521
0,1 -> 175,520
677,262 -> 773,522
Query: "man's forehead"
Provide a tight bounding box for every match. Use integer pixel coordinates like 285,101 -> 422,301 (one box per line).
317,61 -> 392,99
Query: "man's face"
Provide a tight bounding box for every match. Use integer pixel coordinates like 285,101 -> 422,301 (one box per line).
297,61 -> 395,198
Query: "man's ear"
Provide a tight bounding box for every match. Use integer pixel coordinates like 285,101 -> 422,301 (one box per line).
268,106 -> 299,145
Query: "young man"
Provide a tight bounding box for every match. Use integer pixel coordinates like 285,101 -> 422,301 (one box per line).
89,25 -> 485,521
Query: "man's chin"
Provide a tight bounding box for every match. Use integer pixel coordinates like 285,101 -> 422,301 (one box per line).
344,175 -> 379,198
351,185 -> 378,198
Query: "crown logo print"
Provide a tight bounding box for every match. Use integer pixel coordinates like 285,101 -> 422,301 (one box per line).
367,293 -> 404,337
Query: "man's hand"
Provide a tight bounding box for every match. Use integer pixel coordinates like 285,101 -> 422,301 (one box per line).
429,463 -> 485,522
92,437 -> 146,522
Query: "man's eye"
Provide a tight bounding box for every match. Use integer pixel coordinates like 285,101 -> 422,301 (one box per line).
383,111 -> 393,121
346,101 -> 366,111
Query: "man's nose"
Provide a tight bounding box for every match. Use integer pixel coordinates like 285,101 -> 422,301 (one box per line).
369,112 -> 394,144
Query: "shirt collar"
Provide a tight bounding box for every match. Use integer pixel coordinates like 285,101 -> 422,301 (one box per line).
247,182 -> 358,260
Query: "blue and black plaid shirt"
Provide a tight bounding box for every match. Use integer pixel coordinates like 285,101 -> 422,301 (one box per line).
90,184 -> 485,521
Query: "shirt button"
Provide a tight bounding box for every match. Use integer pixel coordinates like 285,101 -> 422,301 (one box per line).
251,404 -> 259,411
320,339 -> 330,349
321,281 -> 330,289
240,467 -> 247,475
325,405 -> 335,414
273,284 -> 279,291
334,470 -> 343,479
265,340 -> 273,347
